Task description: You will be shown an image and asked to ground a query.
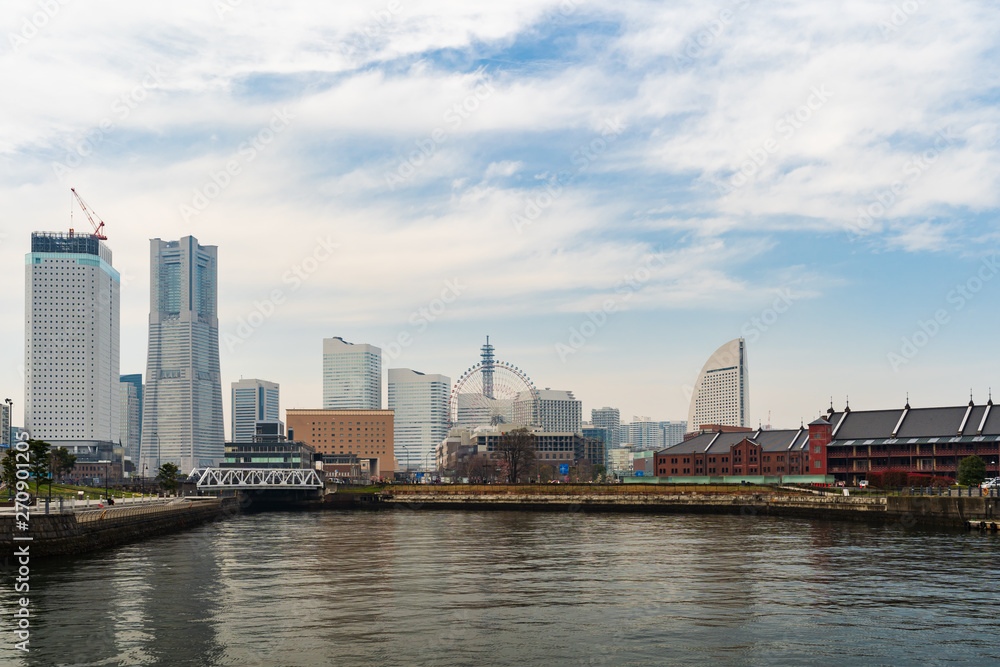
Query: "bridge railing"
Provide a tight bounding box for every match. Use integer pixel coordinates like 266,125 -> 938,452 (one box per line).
188,467 -> 325,489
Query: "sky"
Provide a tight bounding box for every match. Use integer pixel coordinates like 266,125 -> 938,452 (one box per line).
2,0 -> 999,436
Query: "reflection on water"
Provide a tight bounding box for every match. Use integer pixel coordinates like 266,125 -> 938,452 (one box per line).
1,509 -> 999,666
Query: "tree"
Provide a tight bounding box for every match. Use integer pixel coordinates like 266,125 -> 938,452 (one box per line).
958,455 -> 987,486
27,439 -> 51,495
50,447 -> 77,484
496,428 -> 536,483
593,464 -> 608,483
156,462 -> 181,493
0,449 -> 17,499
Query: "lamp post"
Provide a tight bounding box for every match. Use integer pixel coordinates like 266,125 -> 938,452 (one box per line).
98,460 -> 111,503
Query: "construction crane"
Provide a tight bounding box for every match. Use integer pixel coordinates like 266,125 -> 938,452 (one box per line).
70,188 -> 108,240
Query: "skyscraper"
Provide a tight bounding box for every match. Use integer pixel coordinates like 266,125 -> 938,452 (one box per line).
119,378 -> 141,462
591,407 -> 621,450
388,368 -> 450,471
140,236 -> 224,472
1,401 -> 10,448
687,338 -> 749,432
322,337 -> 381,409
25,232 -> 120,448
120,373 -> 143,461
231,378 -> 279,443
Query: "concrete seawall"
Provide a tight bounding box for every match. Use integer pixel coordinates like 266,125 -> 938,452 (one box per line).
0,497 -> 240,558
379,485 -> 997,528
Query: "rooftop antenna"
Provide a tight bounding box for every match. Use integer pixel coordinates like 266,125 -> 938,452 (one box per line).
905,392 -> 910,409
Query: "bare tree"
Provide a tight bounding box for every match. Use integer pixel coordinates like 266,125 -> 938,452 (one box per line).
496,428 -> 537,483
466,454 -> 496,483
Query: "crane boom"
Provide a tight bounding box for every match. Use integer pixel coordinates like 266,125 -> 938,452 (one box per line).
70,188 -> 108,240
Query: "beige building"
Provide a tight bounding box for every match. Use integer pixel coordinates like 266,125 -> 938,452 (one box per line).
286,409 -> 395,478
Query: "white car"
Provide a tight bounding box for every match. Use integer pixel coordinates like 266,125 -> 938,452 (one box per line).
858,480 -> 869,488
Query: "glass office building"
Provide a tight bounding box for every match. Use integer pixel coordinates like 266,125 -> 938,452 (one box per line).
140,236 -> 224,473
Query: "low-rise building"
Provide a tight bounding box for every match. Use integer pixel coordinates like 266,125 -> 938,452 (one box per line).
286,408 -> 395,479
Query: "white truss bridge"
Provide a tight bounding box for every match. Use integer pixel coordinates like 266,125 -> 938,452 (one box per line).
188,467 -> 325,490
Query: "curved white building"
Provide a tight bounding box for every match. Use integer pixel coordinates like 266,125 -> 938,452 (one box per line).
687,338 -> 749,432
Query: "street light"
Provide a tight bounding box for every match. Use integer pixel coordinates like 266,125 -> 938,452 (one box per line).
97,460 -> 111,504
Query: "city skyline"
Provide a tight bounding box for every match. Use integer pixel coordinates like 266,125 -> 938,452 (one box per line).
2,2 -> 1000,432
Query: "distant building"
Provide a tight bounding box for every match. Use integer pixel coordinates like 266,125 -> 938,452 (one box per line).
591,407 -> 620,449
388,368 -> 450,471
687,338 -> 749,432
140,236 -> 224,472
516,389 -> 582,434
25,231 -> 120,451
322,337 -> 381,409
608,445 -> 634,475
0,401 -> 9,448
661,421 -> 687,448
119,374 -> 143,460
582,426 -> 610,468
286,408 -> 394,478
824,399 -> 1000,484
119,378 -> 141,462
231,378 -> 279,443
221,439 -> 315,470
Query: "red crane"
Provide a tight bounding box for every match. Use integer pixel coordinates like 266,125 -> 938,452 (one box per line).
70,188 -> 108,240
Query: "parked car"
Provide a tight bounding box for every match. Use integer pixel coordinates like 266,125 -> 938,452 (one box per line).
858,480 -> 869,488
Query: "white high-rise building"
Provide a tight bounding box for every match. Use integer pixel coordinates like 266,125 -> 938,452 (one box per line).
140,236 -> 224,473
1,401 -> 10,448
661,421 -> 687,448
25,232 -> 120,448
591,407 -> 620,450
322,337 -> 381,409
388,368 -> 450,471
231,378 -> 279,443
687,338 -> 749,432
516,389 -> 582,434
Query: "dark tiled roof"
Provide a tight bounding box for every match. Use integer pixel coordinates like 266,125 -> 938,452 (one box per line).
982,404 -> 1000,435
896,406 -> 967,438
962,406 -> 989,436
661,429 -> 806,455
829,410 -> 901,440
830,404 -> 1000,441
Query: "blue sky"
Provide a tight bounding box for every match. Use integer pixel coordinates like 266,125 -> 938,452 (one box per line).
2,0 -> 999,434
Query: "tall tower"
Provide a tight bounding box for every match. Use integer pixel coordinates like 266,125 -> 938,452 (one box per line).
322,337 -> 382,409
388,368 -> 450,471
231,378 -> 279,443
140,236 -> 224,473
481,336 -> 495,400
25,232 -> 120,448
687,338 -> 749,432
119,373 -> 143,461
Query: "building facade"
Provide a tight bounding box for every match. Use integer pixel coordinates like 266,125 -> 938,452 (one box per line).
1,401 -> 9,448
655,425 -> 822,479
591,407 -> 620,450
25,232 -> 120,449
140,236 -> 224,473
388,368 -> 450,471
221,440 -> 315,469
322,337 -> 381,410
119,378 -> 141,462
687,338 -> 749,432
286,408 -> 394,478
231,378 -> 279,443
824,400 -> 1000,484
516,389 -> 582,434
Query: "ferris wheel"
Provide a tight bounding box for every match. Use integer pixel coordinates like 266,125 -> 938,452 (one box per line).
450,338 -> 539,429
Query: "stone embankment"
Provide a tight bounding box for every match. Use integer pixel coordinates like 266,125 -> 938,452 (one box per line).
0,497 -> 240,558
378,484 -> 998,528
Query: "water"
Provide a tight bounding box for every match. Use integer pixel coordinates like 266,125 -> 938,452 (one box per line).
1,508 -> 999,666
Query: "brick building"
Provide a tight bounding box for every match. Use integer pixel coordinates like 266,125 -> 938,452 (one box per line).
656,422 -> 827,478
824,400 -> 1000,484
285,409 -> 395,478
